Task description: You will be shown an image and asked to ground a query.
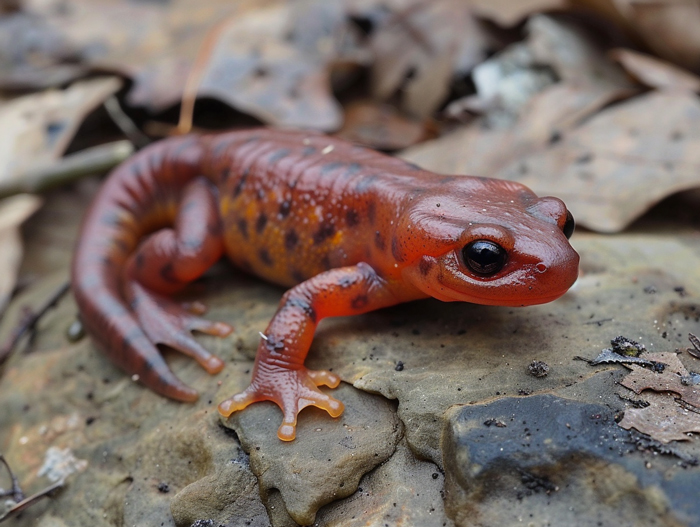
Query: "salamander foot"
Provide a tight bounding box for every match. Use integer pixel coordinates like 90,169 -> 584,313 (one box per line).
127,281 -> 232,374
218,366 -> 344,441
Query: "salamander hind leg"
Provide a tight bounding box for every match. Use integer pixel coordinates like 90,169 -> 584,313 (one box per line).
125,178 -> 232,388
218,263 -> 401,441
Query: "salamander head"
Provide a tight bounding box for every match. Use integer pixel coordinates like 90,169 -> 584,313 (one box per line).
399,178 -> 579,307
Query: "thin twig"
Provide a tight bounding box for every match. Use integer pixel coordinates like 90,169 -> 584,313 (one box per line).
0,281 -> 70,365
0,141 -> 134,201
0,455 -> 23,503
177,16 -> 237,135
103,96 -> 151,148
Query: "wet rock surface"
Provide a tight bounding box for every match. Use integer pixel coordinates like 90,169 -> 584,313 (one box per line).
442,394 -> 694,527
1,187 -> 700,526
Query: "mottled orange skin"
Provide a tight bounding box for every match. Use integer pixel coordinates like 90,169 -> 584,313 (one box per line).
72,128 -> 579,440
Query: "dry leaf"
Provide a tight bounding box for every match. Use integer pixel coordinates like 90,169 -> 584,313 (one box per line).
194,0 -> 345,130
470,0 -> 568,27
611,0 -> 700,72
366,0 -> 490,118
620,352 -> 700,408
400,81 -> 629,183
335,100 -> 429,150
618,392 -> 700,443
526,14 -> 631,88
0,77 -> 122,185
610,48 -> 700,92
0,194 -> 43,313
497,91 -> 700,232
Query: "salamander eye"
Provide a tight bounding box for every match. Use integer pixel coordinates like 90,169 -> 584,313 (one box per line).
462,240 -> 507,276
563,210 -> 575,239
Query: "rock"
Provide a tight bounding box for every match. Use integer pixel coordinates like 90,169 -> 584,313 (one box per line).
442,394 -> 693,527
315,439 -> 454,527
222,383 -> 402,525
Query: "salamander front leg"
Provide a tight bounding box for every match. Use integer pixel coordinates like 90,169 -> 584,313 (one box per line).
218,263 -> 400,441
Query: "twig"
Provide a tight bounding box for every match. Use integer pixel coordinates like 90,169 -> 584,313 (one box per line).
688,333 -> 700,359
0,281 -> 70,365
0,479 -> 64,522
0,141 -> 134,201
0,454 -> 64,523
103,96 -> 151,148
0,455 -> 23,503
177,16 -> 237,135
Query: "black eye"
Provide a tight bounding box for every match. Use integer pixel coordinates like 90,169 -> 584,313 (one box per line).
563,210 -> 575,239
462,240 -> 507,276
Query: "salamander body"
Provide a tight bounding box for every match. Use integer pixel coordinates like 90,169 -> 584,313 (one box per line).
72,128 -> 579,440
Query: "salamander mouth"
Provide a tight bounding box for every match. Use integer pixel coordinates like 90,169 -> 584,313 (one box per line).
439,283 -> 572,307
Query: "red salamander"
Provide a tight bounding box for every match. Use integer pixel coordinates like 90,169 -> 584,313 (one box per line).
72,128 -> 579,440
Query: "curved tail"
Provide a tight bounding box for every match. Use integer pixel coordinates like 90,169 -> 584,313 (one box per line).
71,135 -> 207,401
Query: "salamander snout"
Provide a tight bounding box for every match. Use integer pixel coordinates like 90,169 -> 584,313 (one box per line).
528,196 -> 576,240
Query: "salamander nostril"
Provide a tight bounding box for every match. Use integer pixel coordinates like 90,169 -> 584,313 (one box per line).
536,263 -> 547,273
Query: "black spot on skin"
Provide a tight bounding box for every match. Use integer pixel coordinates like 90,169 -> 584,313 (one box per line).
321,162 -> 343,175
313,224 -> 335,244
135,252 -> 145,269
259,248 -> 273,266
375,231 -> 386,251
320,254 -> 331,271
269,148 -> 291,163
237,218 -> 248,239
284,230 -> 299,250
255,213 -> 268,234
391,236 -> 403,262
114,239 -> 129,254
220,167 -> 231,182
356,174 -> 378,192
419,258 -> 433,276
367,201 -> 376,224
286,298 -> 317,324
233,168 -> 249,197
102,256 -> 114,267
344,162 -> 362,177
291,269 -> 306,283
302,146 -> 316,156
279,200 -> 291,217
160,262 -> 178,283
351,295 -> 369,310
345,209 -> 360,227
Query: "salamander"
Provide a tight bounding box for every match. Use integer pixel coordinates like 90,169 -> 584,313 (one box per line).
72,128 -> 579,440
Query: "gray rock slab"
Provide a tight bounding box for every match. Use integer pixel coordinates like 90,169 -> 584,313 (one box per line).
442,394 -> 696,527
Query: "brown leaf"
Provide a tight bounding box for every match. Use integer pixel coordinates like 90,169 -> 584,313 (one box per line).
335,100 -> 430,150
526,15 -> 631,88
366,0 -> 490,118
400,81 -> 629,181
619,352 -> 700,408
610,48 -> 700,92
0,195 -> 43,313
0,77 -> 122,184
470,0 -> 568,27
194,1 -> 345,130
497,91 -> 700,232
612,0 -> 700,72
618,392 -> 700,443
